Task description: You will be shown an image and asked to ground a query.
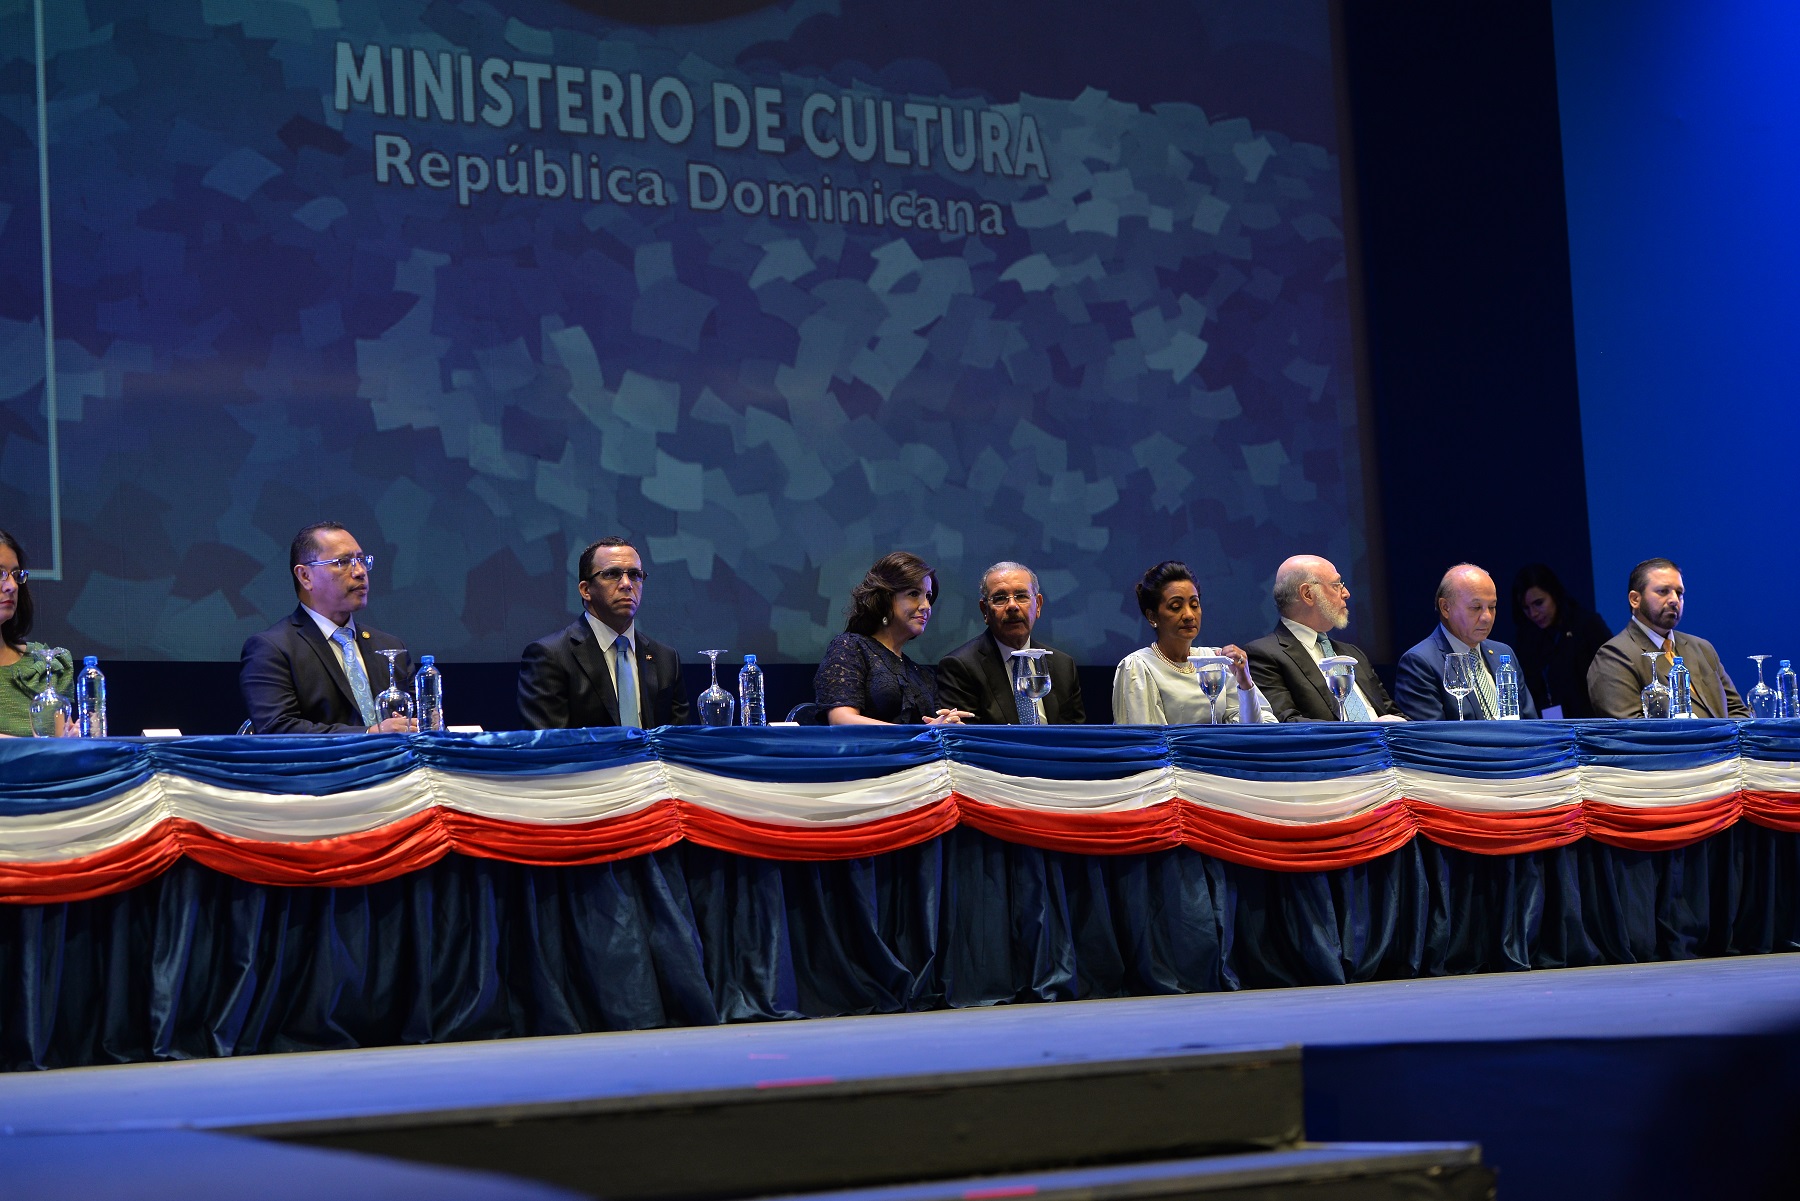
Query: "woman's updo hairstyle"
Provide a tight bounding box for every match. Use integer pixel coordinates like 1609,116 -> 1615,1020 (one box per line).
1135,560 -> 1197,619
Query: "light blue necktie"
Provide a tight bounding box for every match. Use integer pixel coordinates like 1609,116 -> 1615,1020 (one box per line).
1010,654 -> 1041,726
614,634 -> 641,729
1317,633 -> 1375,721
331,627 -> 379,727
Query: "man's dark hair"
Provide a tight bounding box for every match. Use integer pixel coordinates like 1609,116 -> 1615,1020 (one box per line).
289,522 -> 350,595
1136,560 -> 1197,618
578,536 -> 638,583
1628,557 -> 1681,597
845,552 -> 937,635
0,528 -> 34,650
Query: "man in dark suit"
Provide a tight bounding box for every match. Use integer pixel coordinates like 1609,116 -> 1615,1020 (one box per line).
1395,563 -> 1541,720
240,522 -> 416,734
936,561 -> 1085,724
1245,554 -> 1405,723
1587,557 -> 1750,719
517,536 -> 689,729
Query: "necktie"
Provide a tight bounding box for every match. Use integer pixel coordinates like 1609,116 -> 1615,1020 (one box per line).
332,627 -> 379,727
1010,654 -> 1041,726
1467,647 -> 1498,718
1317,634 -> 1375,721
614,634 -> 641,728
1662,633 -> 1677,670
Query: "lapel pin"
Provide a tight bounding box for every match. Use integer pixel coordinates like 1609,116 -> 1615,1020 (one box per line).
361,631 -> 370,640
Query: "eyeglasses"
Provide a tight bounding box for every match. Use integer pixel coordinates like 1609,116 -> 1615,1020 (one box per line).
0,568 -> 27,585
303,553 -> 376,572
588,567 -> 646,584
985,590 -> 1036,606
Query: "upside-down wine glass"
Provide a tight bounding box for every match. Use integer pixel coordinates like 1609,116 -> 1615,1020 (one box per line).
1747,656 -> 1778,720
1639,651 -> 1670,719
375,649 -> 415,723
698,650 -> 735,727
1190,654 -> 1231,724
28,645 -> 69,737
1323,657 -> 1358,722
1442,652 -> 1475,721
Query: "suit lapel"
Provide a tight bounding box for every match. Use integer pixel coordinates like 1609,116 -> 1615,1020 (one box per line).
1277,624 -> 1337,712
634,638 -> 659,726
294,609 -> 360,714
571,619 -> 621,725
980,635 -> 1019,723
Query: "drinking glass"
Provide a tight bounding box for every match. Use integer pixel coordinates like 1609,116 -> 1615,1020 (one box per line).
1639,651 -> 1670,719
1322,657 -> 1358,721
1012,648 -> 1053,709
28,645 -> 69,737
375,649 -> 415,723
1747,656 -> 1779,720
698,649 -> 735,727
1189,654 -> 1231,724
1442,652 -> 1475,720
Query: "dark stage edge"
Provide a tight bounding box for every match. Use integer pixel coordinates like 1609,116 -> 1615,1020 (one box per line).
3,955 -> 1799,1200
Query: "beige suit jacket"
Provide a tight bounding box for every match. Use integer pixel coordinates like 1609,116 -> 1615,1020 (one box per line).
1585,623 -> 1750,719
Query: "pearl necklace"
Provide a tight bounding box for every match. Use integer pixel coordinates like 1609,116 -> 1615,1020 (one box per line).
1154,643 -> 1195,672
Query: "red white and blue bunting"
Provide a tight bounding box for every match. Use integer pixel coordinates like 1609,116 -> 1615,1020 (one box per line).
4,721 -> 1800,903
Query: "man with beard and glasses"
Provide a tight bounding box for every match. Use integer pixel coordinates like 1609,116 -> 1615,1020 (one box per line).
936,560 -> 1085,725
240,522 -> 416,734
1245,554 -> 1405,723
1586,557 -> 1749,719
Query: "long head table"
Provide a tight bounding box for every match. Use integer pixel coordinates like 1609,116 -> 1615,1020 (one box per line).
4,720 -> 1800,903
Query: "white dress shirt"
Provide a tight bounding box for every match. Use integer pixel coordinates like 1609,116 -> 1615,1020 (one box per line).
586,612 -> 636,696
302,604 -> 359,675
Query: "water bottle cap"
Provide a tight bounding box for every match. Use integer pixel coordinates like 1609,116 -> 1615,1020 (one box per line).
83,655 -> 97,668
1785,661 -> 1792,669
1498,654 -> 1510,665
1671,655 -> 1683,664
420,655 -> 434,666
744,654 -> 757,665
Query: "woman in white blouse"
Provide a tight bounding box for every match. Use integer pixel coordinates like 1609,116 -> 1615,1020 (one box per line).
1112,561 -> 1276,725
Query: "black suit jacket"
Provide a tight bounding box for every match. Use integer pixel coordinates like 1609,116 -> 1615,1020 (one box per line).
1245,621 -> 1403,723
240,606 -> 413,734
517,617 -> 689,729
935,631 -> 1086,725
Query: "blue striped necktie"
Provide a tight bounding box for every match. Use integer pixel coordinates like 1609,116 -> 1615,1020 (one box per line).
614,634 -> 640,728
1317,634 -> 1375,721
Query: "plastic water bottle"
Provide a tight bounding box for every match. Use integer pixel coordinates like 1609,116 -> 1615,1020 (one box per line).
1779,661 -> 1798,719
738,654 -> 766,726
1496,654 -> 1520,720
413,655 -> 444,731
75,656 -> 106,737
1667,655 -> 1693,718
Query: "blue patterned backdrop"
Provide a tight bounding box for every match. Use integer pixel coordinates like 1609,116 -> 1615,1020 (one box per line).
0,0 -> 1364,666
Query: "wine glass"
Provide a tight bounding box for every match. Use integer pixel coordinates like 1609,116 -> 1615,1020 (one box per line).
375,649 -> 415,723
1322,656 -> 1357,721
1442,652 -> 1475,720
698,649 -> 735,727
1747,655 -> 1778,720
1012,649 -> 1053,722
1189,654 -> 1231,724
1639,651 -> 1670,719
28,645 -> 69,737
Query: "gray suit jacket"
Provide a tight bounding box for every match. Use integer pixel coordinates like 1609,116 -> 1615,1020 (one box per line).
1585,623 -> 1750,719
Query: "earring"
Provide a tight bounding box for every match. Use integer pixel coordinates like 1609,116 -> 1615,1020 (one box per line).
882,616 -> 890,626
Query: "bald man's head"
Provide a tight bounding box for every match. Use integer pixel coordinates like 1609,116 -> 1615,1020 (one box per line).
1273,555 -> 1350,633
1436,564 -> 1497,647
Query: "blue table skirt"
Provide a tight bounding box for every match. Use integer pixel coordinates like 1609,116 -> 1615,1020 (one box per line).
4,823 -> 1797,1071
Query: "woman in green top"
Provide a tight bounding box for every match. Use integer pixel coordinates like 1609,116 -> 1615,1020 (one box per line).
1,529 -> 74,737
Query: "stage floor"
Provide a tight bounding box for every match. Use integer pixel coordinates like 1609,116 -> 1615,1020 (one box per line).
4,954 -> 1799,1199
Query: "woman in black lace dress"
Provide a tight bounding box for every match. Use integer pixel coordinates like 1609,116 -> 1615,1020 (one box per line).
814,552 -> 969,726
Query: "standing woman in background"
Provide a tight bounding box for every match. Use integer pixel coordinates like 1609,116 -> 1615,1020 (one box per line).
815,551 -> 968,725
0,529 -> 74,737
1510,563 -> 1613,718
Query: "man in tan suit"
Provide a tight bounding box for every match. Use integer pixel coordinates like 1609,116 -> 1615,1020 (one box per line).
1586,557 -> 1749,719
